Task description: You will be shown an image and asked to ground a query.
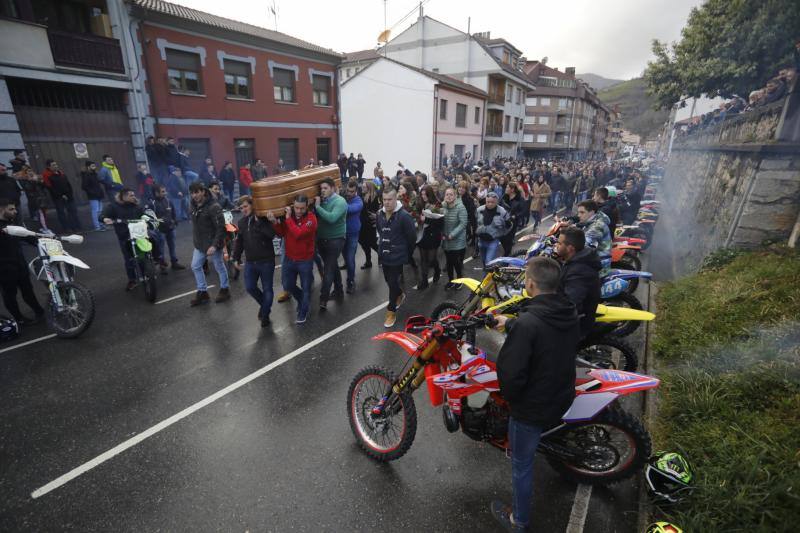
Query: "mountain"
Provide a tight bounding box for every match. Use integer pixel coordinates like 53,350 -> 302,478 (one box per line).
576,73 -> 624,91
598,77 -> 670,141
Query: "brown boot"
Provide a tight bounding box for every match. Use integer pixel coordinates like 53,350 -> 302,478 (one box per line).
383,310 -> 397,328
215,287 -> 231,303
190,291 -> 210,307
277,291 -> 290,303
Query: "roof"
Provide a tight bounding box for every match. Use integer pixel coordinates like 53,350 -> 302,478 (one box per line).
343,57 -> 487,99
474,35 -> 523,56
343,49 -> 381,64
131,0 -> 343,59
472,36 -> 534,88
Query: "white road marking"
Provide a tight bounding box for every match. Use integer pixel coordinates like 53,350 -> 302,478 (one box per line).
565,484 -> 593,533
0,334 -> 58,355
31,299 -> 390,499
154,286 -> 215,305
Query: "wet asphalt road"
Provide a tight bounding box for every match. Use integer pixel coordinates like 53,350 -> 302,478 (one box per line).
0,220 -> 647,532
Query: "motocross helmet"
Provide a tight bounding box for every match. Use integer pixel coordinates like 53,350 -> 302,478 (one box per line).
645,522 -> 683,533
645,451 -> 694,503
0,316 -> 20,342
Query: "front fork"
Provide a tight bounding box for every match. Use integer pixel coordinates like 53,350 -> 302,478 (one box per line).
371,338 -> 441,416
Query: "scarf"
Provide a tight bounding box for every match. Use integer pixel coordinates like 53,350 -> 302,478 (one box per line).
102,162 -> 122,185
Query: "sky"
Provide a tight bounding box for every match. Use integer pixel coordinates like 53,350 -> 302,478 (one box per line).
170,0 -> 704,80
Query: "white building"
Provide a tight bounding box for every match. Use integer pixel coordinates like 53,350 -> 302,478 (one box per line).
381,15 -> 534,159
341,57 -> 487,175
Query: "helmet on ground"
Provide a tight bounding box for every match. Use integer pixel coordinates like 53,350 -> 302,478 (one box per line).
645,521 -> 683,533
645,451 -> 694,503
0,316 -> 20,342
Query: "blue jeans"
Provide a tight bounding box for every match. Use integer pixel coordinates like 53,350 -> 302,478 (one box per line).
343,232 -> 359,285
478,238 -> 500,267
191,248 -> 229,292
244,260 -> 275,318
89,199 -> 103,230
317,237 -> 345,300
551,191 -> 562,213
282,257 -> 314,318
185,170 -> 199,184
509,417 -> 543,528
170,197 -> 187,220
158,228 -> 178,263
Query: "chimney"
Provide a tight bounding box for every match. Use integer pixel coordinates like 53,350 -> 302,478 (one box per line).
565,67 -> 576,76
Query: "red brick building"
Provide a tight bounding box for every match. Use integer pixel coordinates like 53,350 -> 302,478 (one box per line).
130,0 -> 342,173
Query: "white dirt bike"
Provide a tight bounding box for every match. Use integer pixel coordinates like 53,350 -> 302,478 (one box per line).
4,225 -> 95,338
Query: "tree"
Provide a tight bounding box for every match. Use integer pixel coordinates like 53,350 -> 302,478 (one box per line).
644,0 -> 800,109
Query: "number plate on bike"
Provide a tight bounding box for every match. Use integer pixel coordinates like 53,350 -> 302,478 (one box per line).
128,221 -> 148,239
41,238 -> 64,256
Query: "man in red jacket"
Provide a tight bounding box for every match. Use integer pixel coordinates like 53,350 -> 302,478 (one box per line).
269,194 -> 317,324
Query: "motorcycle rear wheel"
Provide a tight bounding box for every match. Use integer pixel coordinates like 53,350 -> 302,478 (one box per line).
601,292 -> 643,337
141,258 -> 158,303
545,408 -> 651,485
432,300 -> 464,320
347,366 -> 417,462
47,281 -> 96,339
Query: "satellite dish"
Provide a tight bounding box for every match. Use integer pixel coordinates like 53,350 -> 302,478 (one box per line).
378,29 -> 391,43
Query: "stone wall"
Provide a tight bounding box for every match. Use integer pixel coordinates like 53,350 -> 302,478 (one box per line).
662,82 -> 800,274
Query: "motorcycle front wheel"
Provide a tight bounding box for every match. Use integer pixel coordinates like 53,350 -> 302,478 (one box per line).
347,366 -> 417,462
432,300 -> 464,320
577,335 -> 638,372
545,408 -> 651,485
47,281 -> 96,338
601,292 -> 644,336
141,257 -> 157,303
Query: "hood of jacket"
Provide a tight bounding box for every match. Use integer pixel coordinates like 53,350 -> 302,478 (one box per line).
519,293 -> 578,332
567,247 -> 601,273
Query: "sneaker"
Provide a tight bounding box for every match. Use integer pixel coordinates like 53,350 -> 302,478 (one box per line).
277,291 -> 291,303
214,288 -> 231,303
361,262 -> 372,270
260,316 -> 271,328
190,290 -> 210,306
125,280 -> 138,291
171,261 -> 186,270
319,299 -> 327,311
445,282 -> 454,290
346,281 -> 355,294
296,313 -> 308,324
395,292 -> 406,310
490,501 -> 527,532
383,310 -> 397,328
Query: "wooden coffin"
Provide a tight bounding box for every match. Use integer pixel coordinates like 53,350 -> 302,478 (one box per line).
251,164 -> 341,216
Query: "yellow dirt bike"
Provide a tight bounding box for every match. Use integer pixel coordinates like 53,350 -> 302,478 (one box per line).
431,278 -> 655,371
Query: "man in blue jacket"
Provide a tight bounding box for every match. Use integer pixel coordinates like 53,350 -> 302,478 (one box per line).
342,182 -> 363,294
376,186 -> 416,328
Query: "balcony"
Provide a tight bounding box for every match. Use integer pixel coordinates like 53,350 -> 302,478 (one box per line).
485,125 -> 504,137
487,90 -> 505,106
48,29 -> 125,73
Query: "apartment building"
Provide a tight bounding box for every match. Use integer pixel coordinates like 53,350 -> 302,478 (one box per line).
605,108 -> 623,160
381,15 -> 535,159
521,62 -> 611,160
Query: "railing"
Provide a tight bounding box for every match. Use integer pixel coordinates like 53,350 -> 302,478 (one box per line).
48,29 -> 125,73
487,91 -> 505,105
485,125 -> 504,137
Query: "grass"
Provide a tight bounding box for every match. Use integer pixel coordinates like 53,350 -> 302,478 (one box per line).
651,247 -> 800,531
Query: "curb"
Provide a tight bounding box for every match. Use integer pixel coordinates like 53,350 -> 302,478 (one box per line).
636,280 -> 659,532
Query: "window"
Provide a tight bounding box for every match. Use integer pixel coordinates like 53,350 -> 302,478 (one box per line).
166,49 -> 202,94
454,144 -> 465,157
506,83 -> 512,102
504,115 -> 510,132
523,133 -> 533,143
516,88 -> 522,104
312,74 -> 330,106
538,116 -> 549,125
455,103 -> 467,128
224,60 -> 250,98
536,134 -> 547,143
558,98 -> 571,108
474,106 -> 481,124
523,116 -> 535,125
539,97 -> 551,106
440,99 -> 448,120
503,50 -> 510,64
526,96 -> 537,106
513,117 -> 519,133
273,68 -> 295,102
316,138 -> 331,164
278,138 -> 299,171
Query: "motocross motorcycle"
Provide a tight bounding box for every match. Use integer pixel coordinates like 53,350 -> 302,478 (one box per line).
110,210 -> 160,302
348,314 -> 658,486
3,225 -> 95,338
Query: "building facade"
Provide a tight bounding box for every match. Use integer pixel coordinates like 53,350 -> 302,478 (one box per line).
0,0 -> 147,191
129,0 -> 342,173
341,57 -> 486,174
605,108 -> 623,160
380,16 -> 534,159
521,62 -> 611,160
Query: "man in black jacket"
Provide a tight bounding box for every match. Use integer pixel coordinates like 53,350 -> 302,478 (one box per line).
491,257 -> 580,532
376,187 -> 416,328
618,179 -> 641,226
592,187 -> 619,237
555,227 -> 601,339
146,184 -> 185,272
0,199 -> 45,324
188,182 -> 229,306
81,161 -> 106,231
233,196 -> 276,327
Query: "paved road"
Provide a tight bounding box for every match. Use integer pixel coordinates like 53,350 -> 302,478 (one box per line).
0,221 -> 646,532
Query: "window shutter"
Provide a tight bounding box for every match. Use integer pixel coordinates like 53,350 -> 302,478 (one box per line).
166,49 -> 199,70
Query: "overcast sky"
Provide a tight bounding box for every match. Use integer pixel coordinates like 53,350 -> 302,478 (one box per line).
171,0 -> 704,80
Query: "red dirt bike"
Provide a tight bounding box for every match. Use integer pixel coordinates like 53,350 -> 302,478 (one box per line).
347,314 -> 658,485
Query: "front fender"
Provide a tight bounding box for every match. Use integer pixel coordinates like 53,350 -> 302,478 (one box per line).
372,331 -> 424,356
595,304 -> 655,323
452,277 -> 481,293
49,254 -> 90,269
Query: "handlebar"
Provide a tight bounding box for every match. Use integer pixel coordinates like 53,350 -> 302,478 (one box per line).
408,313 -> 498,338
